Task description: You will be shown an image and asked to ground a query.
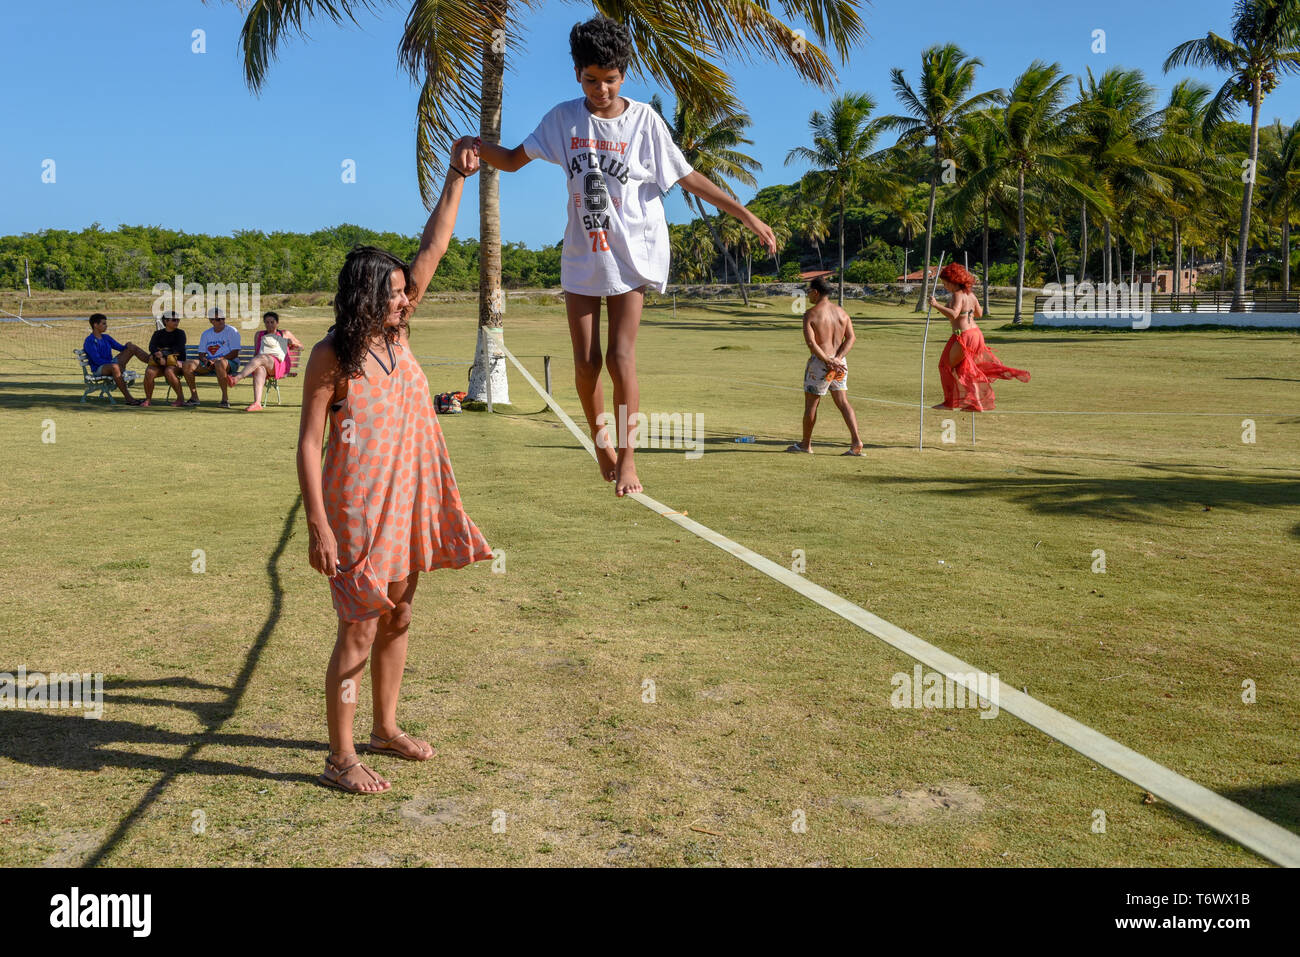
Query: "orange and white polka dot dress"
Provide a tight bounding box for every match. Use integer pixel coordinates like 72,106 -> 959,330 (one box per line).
321,333 -> 492,621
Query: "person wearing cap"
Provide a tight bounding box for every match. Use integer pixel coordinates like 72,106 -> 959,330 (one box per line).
142,311 -> 188,407
82,313 -> 151,405
181,307 -> 242,407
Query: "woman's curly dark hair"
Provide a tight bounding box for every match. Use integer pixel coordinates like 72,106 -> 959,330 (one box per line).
570,16 -> 632,74
331,245 -> 408,378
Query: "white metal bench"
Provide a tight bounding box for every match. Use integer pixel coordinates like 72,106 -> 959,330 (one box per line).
183,345 -> 301,405
74,349 -> 139,404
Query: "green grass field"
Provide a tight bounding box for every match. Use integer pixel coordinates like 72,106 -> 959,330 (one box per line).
1,296 -> 1297,866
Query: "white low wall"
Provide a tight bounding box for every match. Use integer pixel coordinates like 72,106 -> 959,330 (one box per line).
1033,310 -> 1300,328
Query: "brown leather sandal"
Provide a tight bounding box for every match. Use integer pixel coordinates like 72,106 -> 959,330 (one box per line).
318,752 -> 390,793
366,731 -> 435,761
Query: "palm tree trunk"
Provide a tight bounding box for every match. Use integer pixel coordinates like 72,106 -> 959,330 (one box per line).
1080,203 -> 1089,282
1233,82 -> 1262,311
468,0 -> 509,404
1173,221 -> 1182,297
1283,208 -> 1290,294
1103,222 -> 1112,287
690,195 -> 748,304
1014,169 -> 1027,323
915,163 -> 939,312
838,184 -> 847,307
981,196 -> 990,314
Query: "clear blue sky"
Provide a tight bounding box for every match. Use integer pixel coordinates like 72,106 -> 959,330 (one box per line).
2,0 -> 1296,247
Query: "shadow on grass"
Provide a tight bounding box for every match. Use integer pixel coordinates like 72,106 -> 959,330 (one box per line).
1218,781 -> 1300,836
983,334 -> 1111,345
0,379 -> 292,411
0,709 -> 319,775
640,317 -> 797,334
65,493 -> 304,867
610,436 -> 892,455
519,435 -> 898,458
867,469 -> 1300,522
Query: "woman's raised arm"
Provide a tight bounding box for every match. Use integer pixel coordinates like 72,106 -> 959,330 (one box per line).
406,137 -> 480,308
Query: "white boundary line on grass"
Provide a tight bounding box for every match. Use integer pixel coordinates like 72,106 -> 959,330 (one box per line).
501,344 -> 1300,868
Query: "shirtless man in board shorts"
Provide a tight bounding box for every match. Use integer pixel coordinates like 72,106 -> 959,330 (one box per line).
788,276 -> 864,455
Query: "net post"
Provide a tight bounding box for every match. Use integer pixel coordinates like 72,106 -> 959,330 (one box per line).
544,355 -> 552,396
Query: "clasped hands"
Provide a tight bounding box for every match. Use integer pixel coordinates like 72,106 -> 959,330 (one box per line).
450,136 -> 481,178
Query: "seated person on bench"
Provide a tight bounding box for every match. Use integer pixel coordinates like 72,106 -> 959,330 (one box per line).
143,311 -> 188,407
227,311 -> 303,411
82,313 -> 150,405
181,307 -> 242,408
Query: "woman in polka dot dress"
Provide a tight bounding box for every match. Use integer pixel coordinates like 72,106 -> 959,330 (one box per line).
297,137 -> 492,794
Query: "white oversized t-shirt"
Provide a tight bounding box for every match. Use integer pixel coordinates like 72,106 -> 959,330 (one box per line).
522,97 -> 694,296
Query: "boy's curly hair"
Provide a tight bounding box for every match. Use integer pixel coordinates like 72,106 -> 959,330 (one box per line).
570,16 -> 632,74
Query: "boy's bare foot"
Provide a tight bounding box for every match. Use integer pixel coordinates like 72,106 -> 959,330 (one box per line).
843,444 -> 864,456
594,443 -> 617,483
614,456 -> 642,497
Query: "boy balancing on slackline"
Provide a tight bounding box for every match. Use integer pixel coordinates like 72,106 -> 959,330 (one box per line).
474,15 -> 778,497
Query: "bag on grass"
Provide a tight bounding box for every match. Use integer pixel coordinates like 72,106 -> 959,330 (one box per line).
435,391 -> 465,414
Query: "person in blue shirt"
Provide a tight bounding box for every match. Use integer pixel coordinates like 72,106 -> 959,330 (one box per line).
82,313 -> 150,405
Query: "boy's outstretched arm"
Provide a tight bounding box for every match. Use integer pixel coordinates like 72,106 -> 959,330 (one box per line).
475,138 -> 533,173
407,136 -> 479,308
677,171 -> 778,256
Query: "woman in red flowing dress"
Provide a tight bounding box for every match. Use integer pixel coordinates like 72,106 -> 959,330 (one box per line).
929,262 -> 1029,411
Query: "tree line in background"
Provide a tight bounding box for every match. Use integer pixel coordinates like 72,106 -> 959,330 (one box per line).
0,223 -> 561,295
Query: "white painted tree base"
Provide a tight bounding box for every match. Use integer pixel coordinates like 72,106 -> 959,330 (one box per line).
466,324 -> 511,404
